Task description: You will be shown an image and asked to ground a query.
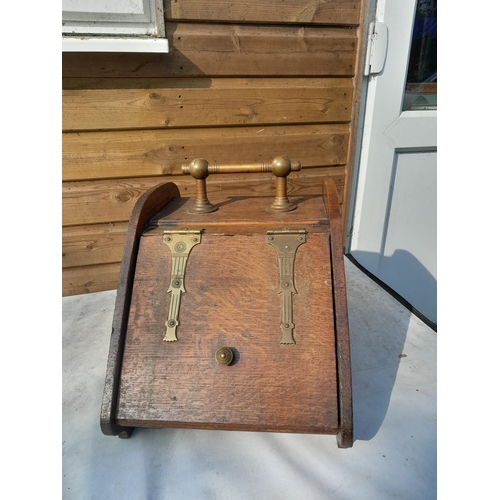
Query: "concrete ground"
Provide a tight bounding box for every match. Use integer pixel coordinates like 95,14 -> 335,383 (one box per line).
62,257 -> 437,499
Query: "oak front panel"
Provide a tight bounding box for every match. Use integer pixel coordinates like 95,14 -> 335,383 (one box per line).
117,229 -> 338,432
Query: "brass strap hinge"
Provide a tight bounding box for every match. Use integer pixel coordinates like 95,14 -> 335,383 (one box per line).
266,228 -> 306,344
162,229 -> 202,342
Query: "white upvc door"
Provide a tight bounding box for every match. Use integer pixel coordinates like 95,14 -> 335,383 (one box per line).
348,0 -> 437,324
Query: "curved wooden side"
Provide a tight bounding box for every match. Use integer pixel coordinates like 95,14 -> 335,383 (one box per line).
322,178 -> 353,448
100,182 -> 181,437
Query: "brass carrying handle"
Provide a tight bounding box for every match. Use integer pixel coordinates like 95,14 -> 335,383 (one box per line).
181,156 -> 302,214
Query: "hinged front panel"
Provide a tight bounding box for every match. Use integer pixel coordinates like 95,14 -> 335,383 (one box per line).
116,224 -> 338,433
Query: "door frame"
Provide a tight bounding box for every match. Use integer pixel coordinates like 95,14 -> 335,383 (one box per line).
345,0 -> 437,327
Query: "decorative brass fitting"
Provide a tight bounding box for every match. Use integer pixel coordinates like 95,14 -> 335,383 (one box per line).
266,228 -> 307,344
215,347 -> 234,366
182,156 -> 302,213
162,229 -> 202,342
268,157 -> 297,212
183,159 -> 218,214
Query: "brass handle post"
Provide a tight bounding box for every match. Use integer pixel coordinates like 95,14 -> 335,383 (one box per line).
183,159 -> 218,214
182,156 -> 301,213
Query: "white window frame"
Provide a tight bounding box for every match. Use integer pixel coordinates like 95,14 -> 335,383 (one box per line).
62,0 -> 168,53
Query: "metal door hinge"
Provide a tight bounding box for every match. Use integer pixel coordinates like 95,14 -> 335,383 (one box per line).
266,228 -> 306,345
364,21 -> 389,76
163,229 -> 202,342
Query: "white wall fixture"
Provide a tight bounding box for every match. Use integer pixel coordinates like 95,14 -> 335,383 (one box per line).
364,22 -> 389,76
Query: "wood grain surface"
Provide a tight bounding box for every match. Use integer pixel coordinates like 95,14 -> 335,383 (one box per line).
61,192 -> 345,296
165,0 -> 360,25
62,124 -> 348,181
62,222 -> 128,268
62,187 -> 344,296
150,194 -> 329,228
101,182 -> 181,436
63,263 -> 122,297
63,78 -> 352,132
323,178 -> 353,447
116,200 -> 338,432
62,23 -> 357,78
62,169 -> 344,227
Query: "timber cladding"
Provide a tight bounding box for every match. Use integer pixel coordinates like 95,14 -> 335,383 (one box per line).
62,0 -> 363,296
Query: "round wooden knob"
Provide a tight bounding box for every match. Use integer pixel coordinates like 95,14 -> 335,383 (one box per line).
215,347 -> 234,366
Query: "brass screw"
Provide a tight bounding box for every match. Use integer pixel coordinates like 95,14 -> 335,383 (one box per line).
167,320 -> 176,327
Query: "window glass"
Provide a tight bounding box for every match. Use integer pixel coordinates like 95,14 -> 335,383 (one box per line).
403,0 -> 437,110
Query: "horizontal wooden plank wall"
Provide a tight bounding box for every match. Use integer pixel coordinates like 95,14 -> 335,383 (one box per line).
62,23 -> 357,78
63,124 -> 349,181
62,78 -> 353,131
165,0 -> 360,24
62,0 -> 362,296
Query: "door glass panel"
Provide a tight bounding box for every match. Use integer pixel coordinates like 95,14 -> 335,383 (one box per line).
403,0 -> 437,110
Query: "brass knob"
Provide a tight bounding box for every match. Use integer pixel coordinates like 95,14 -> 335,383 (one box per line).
215,347 -> 234,366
